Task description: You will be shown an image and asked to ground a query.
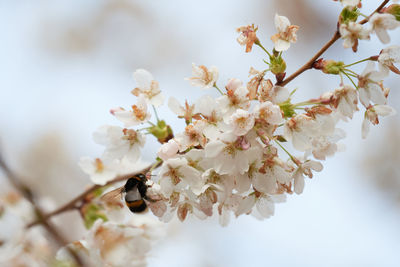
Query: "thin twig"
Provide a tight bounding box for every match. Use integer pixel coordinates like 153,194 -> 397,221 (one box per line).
27,161 -> 160,228
277,0 -> 389,87
0,154 -> 85,267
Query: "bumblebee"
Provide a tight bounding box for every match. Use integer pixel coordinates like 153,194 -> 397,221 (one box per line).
101,174 -> 150,213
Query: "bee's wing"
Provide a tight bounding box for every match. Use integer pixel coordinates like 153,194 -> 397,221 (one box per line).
100,187 -> 124,205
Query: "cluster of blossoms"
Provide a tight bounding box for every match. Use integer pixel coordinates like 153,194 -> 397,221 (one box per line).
338,0 -> 400,51
2,1 -> 398,266
77,1 -> 399,230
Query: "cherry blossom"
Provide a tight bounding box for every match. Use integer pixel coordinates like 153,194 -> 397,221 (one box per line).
93,125 -> 145,161
358,61 -> 387,107
369,13 -> 400,44
111,95 -> 151,127
185,63 -> 219,89
271,14 -> 299,52
362,105 -> 396,138
378,45 -> 400,75
131,69 -> 165,107
236,24 -> 259,53
228,109 -> 255,136
292,159 -> 323,194
339,22 -> 370,52
329,85 -> 359,119
157,139 -> 179,161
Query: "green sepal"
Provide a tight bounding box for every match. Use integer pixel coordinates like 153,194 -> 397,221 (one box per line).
148,120 -> 174,144
279,100 -> 296,119
385,4 -> 400,21
269,54 -> 286,75
340,6 -> 359,25
323,60 -> 345,75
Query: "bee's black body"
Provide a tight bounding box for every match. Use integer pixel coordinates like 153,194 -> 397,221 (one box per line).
124,174 -> 148,213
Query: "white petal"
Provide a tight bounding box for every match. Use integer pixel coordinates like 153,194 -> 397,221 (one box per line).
168,97 -> 184,116
375,28 -> 390,44
133,69 -> 153,90
374,105 -> 396,116
368,84 -> 386,105
275,14 -> 290,32
235,195 -> 256,216
149,93 -> 165,107
358,88 -> 370,108
205,141 -> 226,158
274,39 -> 291,52
253,172 -> 276,194
293,172 -> 305,195
256,197 -> 274,218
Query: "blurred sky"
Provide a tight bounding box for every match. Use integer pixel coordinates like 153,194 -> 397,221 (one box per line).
1,0 -> 400,266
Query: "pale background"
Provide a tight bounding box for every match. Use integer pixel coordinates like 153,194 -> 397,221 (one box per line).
1,0 -> 400,266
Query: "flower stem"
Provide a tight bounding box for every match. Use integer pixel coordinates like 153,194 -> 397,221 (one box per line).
344,68 -> 359,76
255,41 -> 272,57
152,105 -> 160,122
293,100 -> 320,107
213,83 -> 224,95
344,58 -> 371,68
341,70 -> 358,89
274,140 -> 296,163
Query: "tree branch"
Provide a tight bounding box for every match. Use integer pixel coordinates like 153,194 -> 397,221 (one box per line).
276,0 -> 390,87
26,161 -> 160,228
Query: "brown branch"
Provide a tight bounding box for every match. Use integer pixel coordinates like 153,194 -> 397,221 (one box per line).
0,154 -> 85,267
27,161 -> 160,228
277,0 -> 390,87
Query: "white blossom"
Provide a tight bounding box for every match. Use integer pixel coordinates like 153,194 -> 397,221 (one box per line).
292,159 -> 323,194
271,14 -> 299,52
174,120 -> 207,151
228,109 -> 255,136
358,61 -> 387,107
253,101 -> 284,125
185,63 -> 219,89
378,45 -> 400,75
79,157 -> 148,185
79,157 -> 118,185
217,78 -> 250,121
339,22 -> 370,52
131,69 -> 164,107
236,24 -> 258,53
369,13 -> 400,44
362,105 -> 396,138
203,133 -> 251,175
111,96 -> 151,127
93,125 -> 145,161
158,157 -> 204,197
330,85 -> 359,119
157,139 -> 179,161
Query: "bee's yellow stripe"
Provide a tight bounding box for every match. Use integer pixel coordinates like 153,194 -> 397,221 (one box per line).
126,199 -> 144,208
